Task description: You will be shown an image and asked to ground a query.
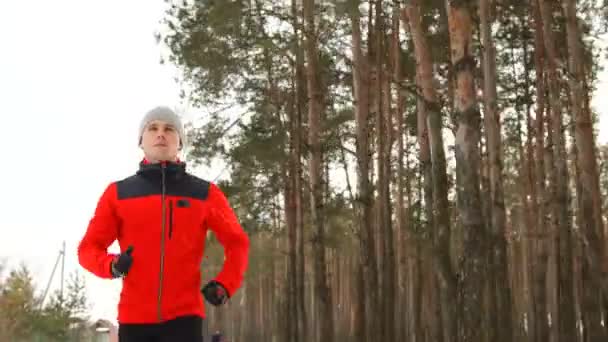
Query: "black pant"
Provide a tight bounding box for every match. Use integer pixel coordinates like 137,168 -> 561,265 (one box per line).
118,315 -> 203,342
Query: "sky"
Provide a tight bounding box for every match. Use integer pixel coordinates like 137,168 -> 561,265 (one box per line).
0,0 -> 193,322
1,0 -> 608,324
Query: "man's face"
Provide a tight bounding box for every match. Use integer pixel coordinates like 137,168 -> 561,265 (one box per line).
140,120 -> 180,162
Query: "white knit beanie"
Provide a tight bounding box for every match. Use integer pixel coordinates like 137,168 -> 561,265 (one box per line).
138,106 -> 186,149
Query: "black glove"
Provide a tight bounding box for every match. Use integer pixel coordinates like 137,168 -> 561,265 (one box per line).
202,280 -> 229,306
111,246 -> 133,278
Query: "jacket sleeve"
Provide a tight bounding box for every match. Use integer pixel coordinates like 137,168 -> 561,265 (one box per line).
77,183 -> 120,279
206,182 -> 250,296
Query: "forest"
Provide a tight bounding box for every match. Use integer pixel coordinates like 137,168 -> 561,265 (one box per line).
156,0 -> 608,341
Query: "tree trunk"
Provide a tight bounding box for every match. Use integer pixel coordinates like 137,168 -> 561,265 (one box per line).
403,2 -> 457,341
480,145 -> 495,342
571,103 -> 602,342
287,6 -> 307,336
544,104 -> 560,342
479,1 -> 513,341
531,2 -> 549,340
392,4 -> 407,341
285,130 -> 298,342
537,1 -> 576,340
446,0 -> 486,340
522,18 -> 538,342
294,6 -> 308,340
374,3 -> 396,340
349,2 -> 379,341
563,0 -> 608,339
302,0 -> 334,340
408,15 -> 435,341
404,134 -> 421,342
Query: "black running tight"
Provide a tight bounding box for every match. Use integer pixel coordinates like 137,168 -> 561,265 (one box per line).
118,315 -> 203,342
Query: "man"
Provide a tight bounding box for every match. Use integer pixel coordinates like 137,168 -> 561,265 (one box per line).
78,106 -> 249,342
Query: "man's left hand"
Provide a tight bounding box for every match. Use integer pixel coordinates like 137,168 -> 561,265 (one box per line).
202,280 -> 229,306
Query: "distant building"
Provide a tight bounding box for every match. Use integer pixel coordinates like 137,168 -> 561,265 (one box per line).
92,319 -> 118,342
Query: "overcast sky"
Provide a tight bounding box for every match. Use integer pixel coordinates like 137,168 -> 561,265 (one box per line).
1,0 -> 608,324
0,0 -> 191,322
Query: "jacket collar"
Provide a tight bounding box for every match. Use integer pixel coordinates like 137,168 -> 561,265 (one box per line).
136,158 -> 186,182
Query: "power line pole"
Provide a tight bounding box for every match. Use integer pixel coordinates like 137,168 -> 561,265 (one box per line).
40,241 -> 66,309
60,240 -> 65,299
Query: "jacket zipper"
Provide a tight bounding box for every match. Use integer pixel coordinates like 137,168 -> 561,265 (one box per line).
168,200 -> 174,239
157,162 -> 167,322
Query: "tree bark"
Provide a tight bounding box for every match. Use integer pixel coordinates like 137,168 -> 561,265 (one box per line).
392,4 -> 407,341
374,3 -> 395,340
287,5 -> 307,336
285,120 -> 298,342
405,134 -> 422,342
544,103 -> 560,342
479,1 -> 513,341
302,0 -> 334,340
349,2 -> 379,341
537,1 -> 577,340
571,102 -> 602,342
521,17 -> 538,342
294,6 -> 308,340
446,0 -> 486,340
403,2 -> 457,341
531,2 -> 549,340
563,0 -> 608,339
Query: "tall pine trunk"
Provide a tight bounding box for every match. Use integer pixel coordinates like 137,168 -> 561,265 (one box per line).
303,0 -> 334,340
286,103 -> 298,342
479,1 -> 513,341
287,5 -> 307,337
293,1 -> 308,338
521,19 -> 538,342
446,0 -> 486,340
531,2 -> 549,340
405,135 -> 422,342
392,5 -> 407,341
544,104 -> 559,342
374,3 -> 396,340
403,2 -> 456,340
563,0 -> 608,339
349,2 -> 379,341
537,1 -> 576,340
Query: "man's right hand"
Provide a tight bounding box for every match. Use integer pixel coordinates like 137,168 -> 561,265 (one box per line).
111,246 -> 134,278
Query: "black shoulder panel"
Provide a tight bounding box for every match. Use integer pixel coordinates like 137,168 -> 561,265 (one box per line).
116,174 -> 210,201
169,175 -> 210,201
116,175 -> 160,199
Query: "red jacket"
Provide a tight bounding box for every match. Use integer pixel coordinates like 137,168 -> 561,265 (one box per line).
77,161 -> 249,324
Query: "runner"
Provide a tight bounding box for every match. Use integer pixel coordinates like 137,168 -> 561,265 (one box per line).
78,106 -> 250,342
